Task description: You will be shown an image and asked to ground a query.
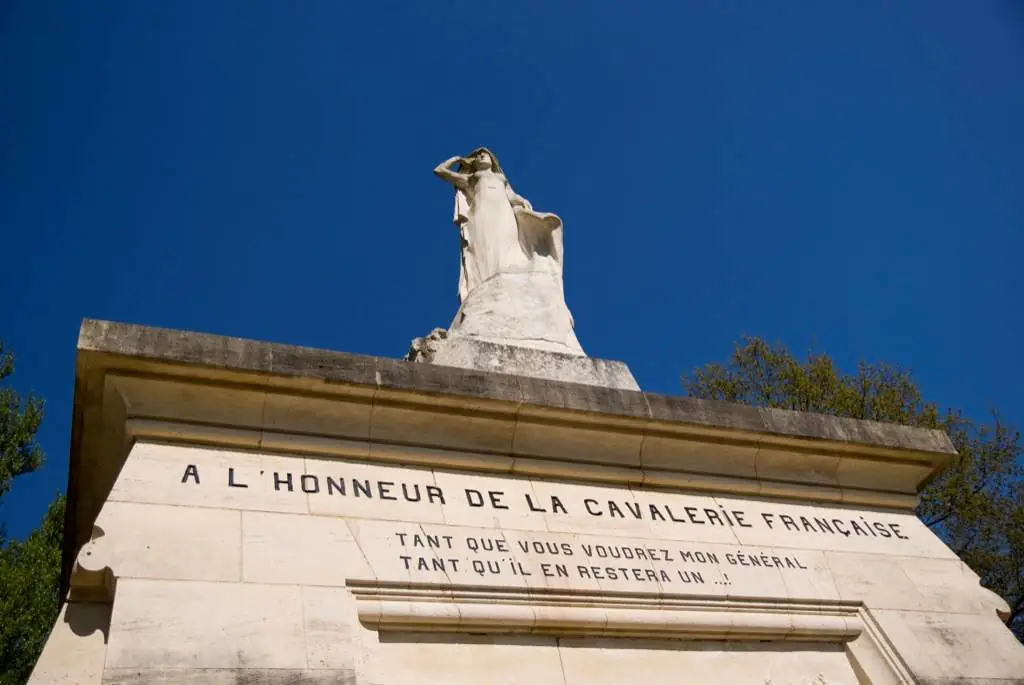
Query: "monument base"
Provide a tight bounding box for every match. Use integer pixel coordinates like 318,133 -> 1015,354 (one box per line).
411,333 -> 640,390
27,320 -> 1023,685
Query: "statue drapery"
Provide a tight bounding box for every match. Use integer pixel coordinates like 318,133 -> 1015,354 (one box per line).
437,147 -> 583,356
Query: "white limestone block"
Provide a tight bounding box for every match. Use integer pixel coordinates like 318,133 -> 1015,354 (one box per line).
26,603 -> 110,685
105,579 -> 306,670
825,552 -> 1001,615
86,501 -> 240,582
557,639 -> 861,685
871,609 -> 1024,680
775,549 -> 841,602
242,510 -> 372,586
366,633 -> 565,685
301,586 -> 368,671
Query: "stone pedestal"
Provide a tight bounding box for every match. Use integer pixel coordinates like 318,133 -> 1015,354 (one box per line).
420,336 -> 640,390
27,320 -> 1024,685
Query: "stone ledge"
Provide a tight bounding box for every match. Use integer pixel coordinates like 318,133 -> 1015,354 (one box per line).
77,319 -> 956,456
348,580 -> 863,642
422,335 -> 641,390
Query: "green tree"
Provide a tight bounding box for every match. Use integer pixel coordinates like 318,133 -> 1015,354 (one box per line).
0,344 -> 44,509
0,343 -> 64,685
0,496 -> 65,685
683,336 -> 1024,641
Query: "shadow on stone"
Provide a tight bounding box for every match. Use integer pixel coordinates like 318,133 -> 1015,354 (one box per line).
64,602 -> 111,642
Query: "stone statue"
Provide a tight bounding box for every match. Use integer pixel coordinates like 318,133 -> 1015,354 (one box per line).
432,147 -> 584,356
405,147 -> 639,390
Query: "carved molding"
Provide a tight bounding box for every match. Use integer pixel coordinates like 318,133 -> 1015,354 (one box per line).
347,580 -> 862,641
347,581 -> 915,684
104,367 -> 928,511
69,525 -> 116,603
848,606 -> 917,685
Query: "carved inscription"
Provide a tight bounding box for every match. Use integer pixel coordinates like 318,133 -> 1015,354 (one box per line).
166,460 -> 937,594
179,464 -> 911,542
390,527 -> 814,589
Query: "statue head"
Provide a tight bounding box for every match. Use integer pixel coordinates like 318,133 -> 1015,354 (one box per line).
458,147 -> 502,174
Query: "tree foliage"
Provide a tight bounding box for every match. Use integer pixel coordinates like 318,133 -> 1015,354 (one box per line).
0,495 -> 65,685
0,345 -> 44,508
0,343 -> 64,685
683,336 -> 1024,641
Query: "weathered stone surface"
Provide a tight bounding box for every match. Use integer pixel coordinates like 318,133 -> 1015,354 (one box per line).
25,603 -> 109,685
102,669 -> 359,685
76,319 -> 954,455
242,510 -> 373,586
870,609 -> 1024,684
406,327 -> 449,363
556,639 -> 860,685
78,319 -> 275,375
269,341 -> 378,388
646,394 -> 766,432
84,501 -> 241,583
105,579 -> 306,670
515,372 -> 647,415
422,335 -> 639,390
377,353 -> 523,406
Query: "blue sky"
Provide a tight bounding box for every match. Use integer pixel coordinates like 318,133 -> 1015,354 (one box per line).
1,1 -> 1022,538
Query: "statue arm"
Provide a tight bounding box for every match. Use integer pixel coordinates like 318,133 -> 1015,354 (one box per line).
434,156 -> 471,192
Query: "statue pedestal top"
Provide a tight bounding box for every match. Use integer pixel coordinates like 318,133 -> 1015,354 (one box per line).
418,334 -> 640,391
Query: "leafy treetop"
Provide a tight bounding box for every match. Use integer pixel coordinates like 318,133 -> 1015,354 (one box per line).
683,336 -> 1023,641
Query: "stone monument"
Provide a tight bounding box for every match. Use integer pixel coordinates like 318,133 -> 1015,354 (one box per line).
408,147 -> 640,391
24,148 -> 1024,684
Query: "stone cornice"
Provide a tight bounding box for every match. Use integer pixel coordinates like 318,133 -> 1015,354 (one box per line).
62,319 -> 956,599
76,319 -> 954,456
